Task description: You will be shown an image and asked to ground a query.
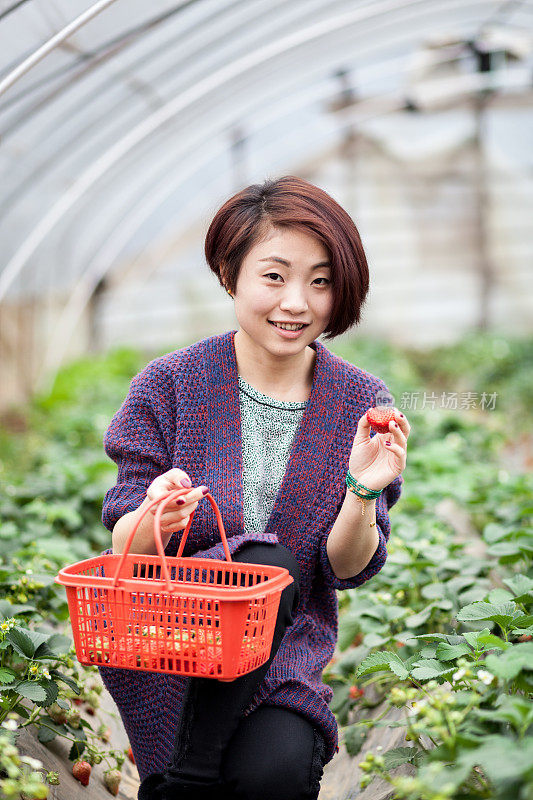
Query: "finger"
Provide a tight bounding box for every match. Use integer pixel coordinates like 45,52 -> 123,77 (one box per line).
147,484 -> 188,509
147,469 -> 193,502
163,468 -> 194,489
173,486 -> 209,508
160,514 -> 191,533
384,441 -> 407,462
388,418 -> 407,448
160,501 -> 200,528
353,410 -> 372,443
393,408 -> 411,438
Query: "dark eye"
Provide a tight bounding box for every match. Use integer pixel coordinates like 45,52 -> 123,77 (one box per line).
265,272 -> 283,281
314,277 -> 330,285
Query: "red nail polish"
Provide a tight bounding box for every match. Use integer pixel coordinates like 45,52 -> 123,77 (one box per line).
201,486 -> 209,495
177,498 -> 185,505
385,441 -> 391,446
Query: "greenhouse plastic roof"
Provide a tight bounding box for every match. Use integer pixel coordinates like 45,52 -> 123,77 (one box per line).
1,0 -> 532,307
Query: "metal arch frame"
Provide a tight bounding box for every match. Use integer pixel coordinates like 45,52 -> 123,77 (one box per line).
40,36 -> 531,383
0,0 -> 214,106
0,0 -> 120,96
0,0 -> 353,215
24,0 -> 494,285
4,0 -> 516,225
0,0 -> 506,301
50,36 -> 487,303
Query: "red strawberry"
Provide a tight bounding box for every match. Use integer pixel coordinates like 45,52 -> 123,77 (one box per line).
127,746 -> 135,764
349,685 -> 364,699
72,760 -> 91,786
366,407 -> 396,434
104,768 -> 122,796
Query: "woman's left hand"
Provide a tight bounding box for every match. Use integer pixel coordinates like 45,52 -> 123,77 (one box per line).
348,407 -> 410,492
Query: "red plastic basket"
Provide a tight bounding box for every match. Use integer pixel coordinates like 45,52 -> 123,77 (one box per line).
55,489 -> 293,680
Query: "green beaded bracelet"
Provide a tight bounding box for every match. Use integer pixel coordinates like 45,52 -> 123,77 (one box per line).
345,470 -> 382,499
345,470 -> 381,522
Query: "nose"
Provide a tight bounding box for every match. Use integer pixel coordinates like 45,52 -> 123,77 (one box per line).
278,281 -> 309,315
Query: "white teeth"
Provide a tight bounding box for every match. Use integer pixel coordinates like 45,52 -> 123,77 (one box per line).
272,322 -> 304,331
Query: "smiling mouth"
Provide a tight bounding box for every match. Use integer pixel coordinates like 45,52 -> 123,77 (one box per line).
268,321 -> 308,331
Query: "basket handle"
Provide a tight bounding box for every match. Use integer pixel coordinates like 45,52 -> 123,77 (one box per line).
111,488 -> 233,591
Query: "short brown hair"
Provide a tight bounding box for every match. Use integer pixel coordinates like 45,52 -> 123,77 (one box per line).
204,175 -> 369,339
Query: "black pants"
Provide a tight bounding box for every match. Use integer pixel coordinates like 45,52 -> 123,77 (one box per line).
138,542 -> 327,800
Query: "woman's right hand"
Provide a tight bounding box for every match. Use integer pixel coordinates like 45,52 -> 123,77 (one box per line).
145,468 -> 209,535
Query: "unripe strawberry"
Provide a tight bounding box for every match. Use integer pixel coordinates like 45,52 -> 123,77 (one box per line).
86,689 -> 100,708
366,407 -> 397,434
72,760 -> 91,786
67,707 -> 81,728
349,685 -> 364,699
104,768 -> 122,796
98,724 -> 112,743
48,702 -> 68,724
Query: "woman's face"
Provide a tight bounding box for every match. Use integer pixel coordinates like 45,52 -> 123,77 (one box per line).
232,226 -> 333,359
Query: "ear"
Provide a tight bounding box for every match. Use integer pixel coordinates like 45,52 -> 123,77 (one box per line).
219,261 -> 230,293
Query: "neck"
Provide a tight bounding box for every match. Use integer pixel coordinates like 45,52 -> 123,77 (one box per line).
232,329 -> 317,400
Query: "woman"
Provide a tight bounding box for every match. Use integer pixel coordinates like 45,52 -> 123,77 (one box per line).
99,175 -> 410,800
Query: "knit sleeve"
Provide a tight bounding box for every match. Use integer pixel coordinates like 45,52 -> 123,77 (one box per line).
101,359 -> 175,533
318,472 -> 403,590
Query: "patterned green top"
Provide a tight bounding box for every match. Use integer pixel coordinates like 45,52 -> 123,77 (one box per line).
238,375 -> 308,536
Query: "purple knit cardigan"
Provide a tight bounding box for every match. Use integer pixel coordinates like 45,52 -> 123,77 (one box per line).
98,329 -> 403,781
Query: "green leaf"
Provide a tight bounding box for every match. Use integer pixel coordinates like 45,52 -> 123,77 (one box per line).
69,739 -> 86,761
485,646 -> 533,680
49,669 -> 80,694
487,588 -> 515,604
5,628 -> 36,658
503,574 -> 533,600
457,735 -> 533,785
510,614 -> 533,629
382,746 -> 417,770
356,651 -> 409,680
0,667 -> 17,684
421,582 -> 448,600
410,658 -> 455,681
11,704 -> 30,719
404,606 -> 433,628
0,600 -> 17,619
474,696 -> 533,733
44,632 -> 71,655
343,724 -> 367,757
435,642 -> 471,661
330,683 -> 351,714
456,600 -> 519,630
36,679 -> 59,708
14,681 -> 48,702
37,718 -> 62,743
475,631 -> 509,650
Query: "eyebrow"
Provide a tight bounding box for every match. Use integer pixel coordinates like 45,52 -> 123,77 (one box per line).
258,256 -> 331,269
